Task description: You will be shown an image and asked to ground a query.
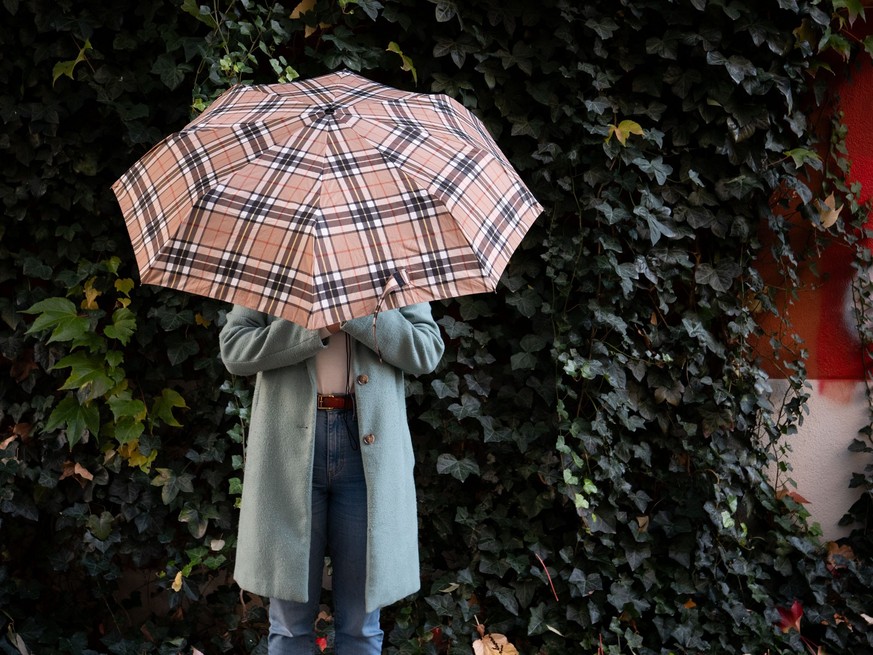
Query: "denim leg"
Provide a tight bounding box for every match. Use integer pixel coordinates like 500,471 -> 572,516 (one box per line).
328,411 -> 383,655
267,412 -> 330,655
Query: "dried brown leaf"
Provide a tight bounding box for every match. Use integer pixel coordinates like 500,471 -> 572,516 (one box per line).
472,633 -> 519,655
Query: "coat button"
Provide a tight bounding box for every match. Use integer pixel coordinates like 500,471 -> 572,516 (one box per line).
356,374 -> 369,385
362,434 -> 375,445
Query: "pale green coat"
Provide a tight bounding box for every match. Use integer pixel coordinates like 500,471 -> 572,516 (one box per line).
219,303 -> 444,612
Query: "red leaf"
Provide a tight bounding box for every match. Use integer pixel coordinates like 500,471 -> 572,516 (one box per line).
315,637 -> 327,652
776,599 -> 803,633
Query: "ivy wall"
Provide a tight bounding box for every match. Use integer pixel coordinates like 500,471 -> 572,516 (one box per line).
3,1 -> 873,654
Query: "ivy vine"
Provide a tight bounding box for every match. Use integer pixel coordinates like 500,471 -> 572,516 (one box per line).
3,1 -> 873,654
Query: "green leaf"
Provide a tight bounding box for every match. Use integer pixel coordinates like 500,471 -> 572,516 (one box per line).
431,373 -> 460,399
448,394 -> 481,420
52,39 -> 93,85
104,307 -> 136,345
44,396 -> 100,448
487,580 -> 519,616
386,41 -> 417,83
694,260 -> 741,292
151,469 -> 195,505
113,415 -> 145,445
510,351 -> 538,370
152,388 -> 188,427
53,352 -> 118,400
436,453 -> 479,481
433,0 -> 457,23
151,53 -> 188,90
527,602 -> 548,636
167,335 -> 200,365
437,315 -> 472,338
785,147 -> 822,168
505,287 -> 540,317
24,297 -> 89,343
108,394 -> 147,422
180,0 -> 218,28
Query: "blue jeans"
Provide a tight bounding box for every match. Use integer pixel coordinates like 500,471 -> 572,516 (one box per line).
268,408 -> 383,655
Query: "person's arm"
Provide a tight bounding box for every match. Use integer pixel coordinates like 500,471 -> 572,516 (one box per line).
219,305 -> 325,376
341,302 -> 444,375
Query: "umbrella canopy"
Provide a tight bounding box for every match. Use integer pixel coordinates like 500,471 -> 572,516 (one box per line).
112,70 -> 543,328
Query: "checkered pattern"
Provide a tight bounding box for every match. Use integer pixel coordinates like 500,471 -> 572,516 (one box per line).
112,70 -> 543,328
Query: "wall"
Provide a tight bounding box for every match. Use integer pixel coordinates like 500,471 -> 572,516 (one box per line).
770,56 -> 873,541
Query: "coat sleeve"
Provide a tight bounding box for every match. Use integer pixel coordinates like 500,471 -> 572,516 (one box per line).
341,302 -> 444,375
219,305 -> 325,376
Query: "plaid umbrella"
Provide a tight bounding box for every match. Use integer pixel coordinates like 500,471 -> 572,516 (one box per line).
112,70 -> 543,328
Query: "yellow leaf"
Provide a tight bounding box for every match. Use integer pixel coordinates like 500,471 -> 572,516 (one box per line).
606,119 -> 644,146
171,571 -> 184,592
81,277 -> 101,310
290,0 -> 316,18
52,38 -> 93,85
114,278 -> 135,296
195,312 -> 211,328
387,41 -> 418,84
290,0 -> 330,36
118,438 -> 158,472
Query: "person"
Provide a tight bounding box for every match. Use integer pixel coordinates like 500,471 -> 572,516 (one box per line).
219,303 -> 444,655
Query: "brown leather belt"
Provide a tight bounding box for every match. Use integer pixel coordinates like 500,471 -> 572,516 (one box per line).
316,394 -> 354,410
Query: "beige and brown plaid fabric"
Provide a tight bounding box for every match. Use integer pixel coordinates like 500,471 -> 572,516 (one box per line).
112,70 -> 543,328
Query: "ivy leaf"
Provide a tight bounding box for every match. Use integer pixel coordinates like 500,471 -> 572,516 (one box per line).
52,38 -> 93,85
510,351 -> 538,370
44,396 -> 100,448
104,307 -> 136,345
436,453 -> 479,481
635,205 -> 678,245
505,287 -> 540,317
568,568 -> 603,597
342,0 -> 383,21
151,54 -> 188,90
784,147 -> 822,169
832,0 -> 866,25
113,416 -> 146,445
487,580 -> 519,615
433,0 -> 457,23
386,41 -> 417,83
632,156 -> 673,184
448,393 -> 481,419
108,394 -> 147,422
526,603 -> 548,635
152,388 -> 188,427
53,352 -> 117,401
431,372 -> 460,399
438,315 -> 472,338
585,17 -> 619,39
167,335 -> 200,365
694,260 -> 741,292
606,119 -> 644,145
180,0 -> 218,28
24,298 -> 89,343
814,192 -> 843,228
151,468 -> 195,505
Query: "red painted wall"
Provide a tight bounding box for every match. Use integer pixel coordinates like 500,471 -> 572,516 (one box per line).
757,56 -> 873,384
